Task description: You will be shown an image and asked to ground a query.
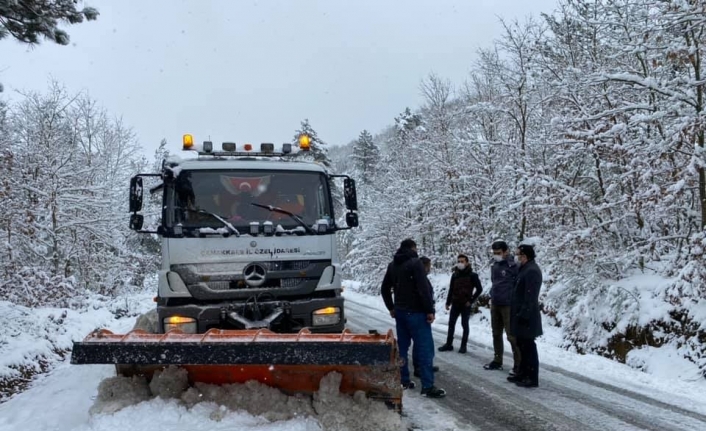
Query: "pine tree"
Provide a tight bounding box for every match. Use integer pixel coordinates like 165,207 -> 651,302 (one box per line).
0,0 -> 99,46
292,119 -> 332,170
351,130 -> 379,184
395,107 -> 422,135
0,1 -> 99,92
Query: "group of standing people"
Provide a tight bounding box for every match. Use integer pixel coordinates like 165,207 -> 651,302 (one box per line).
380,238 -> 543,399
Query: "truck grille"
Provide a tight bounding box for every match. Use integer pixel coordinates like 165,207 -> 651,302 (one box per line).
202,281 -> 231,291
170,260 -> 327,298
200,278 -> 305,290
280,278 -> 304,288
171,260 -> 312,283
264,261 -> 310,271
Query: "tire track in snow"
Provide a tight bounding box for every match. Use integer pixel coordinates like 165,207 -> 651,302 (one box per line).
345,297 -> 706,431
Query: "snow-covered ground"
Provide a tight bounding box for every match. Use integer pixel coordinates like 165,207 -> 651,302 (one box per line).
1,277 -> 705,431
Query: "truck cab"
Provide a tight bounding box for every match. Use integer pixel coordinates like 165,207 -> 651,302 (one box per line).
128,135 -> 358,334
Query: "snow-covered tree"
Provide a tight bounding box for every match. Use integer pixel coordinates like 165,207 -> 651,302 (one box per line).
153,138 -> 170,172
351,130 -> 379,184
0,83 -> 147,306
292,119 -> 333,170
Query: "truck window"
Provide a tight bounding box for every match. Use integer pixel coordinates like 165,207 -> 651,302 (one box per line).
168,170 -> 332,230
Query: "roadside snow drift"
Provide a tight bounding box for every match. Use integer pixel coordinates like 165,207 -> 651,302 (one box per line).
0,293 -> 155,402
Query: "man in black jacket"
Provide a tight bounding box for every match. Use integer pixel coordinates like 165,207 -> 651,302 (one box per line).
381,239 -> 446,398
437,254 -> 482,354
507,244 -> 543,388
484,240 -> 520,375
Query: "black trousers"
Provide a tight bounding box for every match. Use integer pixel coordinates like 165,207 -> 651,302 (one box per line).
516,337 -> 539,381
446,304 -> 471,347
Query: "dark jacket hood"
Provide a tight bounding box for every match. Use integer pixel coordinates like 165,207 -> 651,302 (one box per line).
393,247 -> 418,265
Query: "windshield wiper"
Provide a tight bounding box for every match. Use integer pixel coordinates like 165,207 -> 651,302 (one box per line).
181,207 -> 240,236
250,203 -> 318,235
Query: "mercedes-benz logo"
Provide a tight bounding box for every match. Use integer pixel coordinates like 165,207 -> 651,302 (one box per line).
243,263 -> 266,287
250,241 -> 257,248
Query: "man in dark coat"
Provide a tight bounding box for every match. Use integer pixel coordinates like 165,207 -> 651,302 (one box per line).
483,240 -> 521,375
508,244 -> 543,388
381,239 -> 446,398
437,254 -> 483,354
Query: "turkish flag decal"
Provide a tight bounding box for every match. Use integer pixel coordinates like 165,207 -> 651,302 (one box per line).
220,175 -> 271,196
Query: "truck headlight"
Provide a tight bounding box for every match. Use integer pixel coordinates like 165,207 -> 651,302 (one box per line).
163,316 -> 197,333
312,307 -> 341,326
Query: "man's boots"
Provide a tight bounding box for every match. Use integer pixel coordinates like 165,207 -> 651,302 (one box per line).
515,377 -> 538,388
484,361 -> 503,370
438,343 -> 453,352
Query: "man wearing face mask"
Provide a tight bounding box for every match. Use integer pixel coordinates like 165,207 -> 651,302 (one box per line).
483,240 -> 521,375
437,254 -> 483,354
508,243 -> 543,388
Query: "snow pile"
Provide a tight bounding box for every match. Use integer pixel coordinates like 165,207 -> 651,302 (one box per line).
625,345 -> 703,381
0,292 -> 155,402
541,263 -> 706,378
90,375 -> 153,415
90,367 -> 402,431
80,398 -> 321,431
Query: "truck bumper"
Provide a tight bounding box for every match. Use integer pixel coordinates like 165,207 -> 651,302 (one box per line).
157,296 -> 346,334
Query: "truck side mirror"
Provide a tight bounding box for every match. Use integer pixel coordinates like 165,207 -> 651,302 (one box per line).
346,212 -> 359,228
129,176 -> 144,213
343,177 -> 358,211
129,214 -> 144,231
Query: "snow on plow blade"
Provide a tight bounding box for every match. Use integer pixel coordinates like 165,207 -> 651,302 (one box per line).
71,328 -> 402,409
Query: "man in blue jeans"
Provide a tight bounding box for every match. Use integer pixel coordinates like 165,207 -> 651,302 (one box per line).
381,239 -> 446,398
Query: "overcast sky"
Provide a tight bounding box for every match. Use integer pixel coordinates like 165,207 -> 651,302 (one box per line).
1,0 -> 557,156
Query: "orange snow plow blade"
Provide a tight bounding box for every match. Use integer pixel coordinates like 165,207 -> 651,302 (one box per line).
71,328 -> 402,410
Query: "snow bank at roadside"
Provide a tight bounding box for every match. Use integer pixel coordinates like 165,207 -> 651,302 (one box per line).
0,292 -> 155,402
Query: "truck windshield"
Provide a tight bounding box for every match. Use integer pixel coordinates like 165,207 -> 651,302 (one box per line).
167,169 -> 333,232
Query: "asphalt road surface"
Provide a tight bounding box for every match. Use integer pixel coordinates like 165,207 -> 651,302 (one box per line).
344,297 -> 706,431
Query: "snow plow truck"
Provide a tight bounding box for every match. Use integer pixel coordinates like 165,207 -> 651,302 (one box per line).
71,134 -> 402,410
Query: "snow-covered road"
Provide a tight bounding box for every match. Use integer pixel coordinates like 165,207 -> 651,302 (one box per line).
1,289 -> 705,431
344,293 -> 706,431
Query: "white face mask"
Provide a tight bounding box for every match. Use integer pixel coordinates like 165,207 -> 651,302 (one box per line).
493,255 -> 503,262
456,263 -> 466,270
